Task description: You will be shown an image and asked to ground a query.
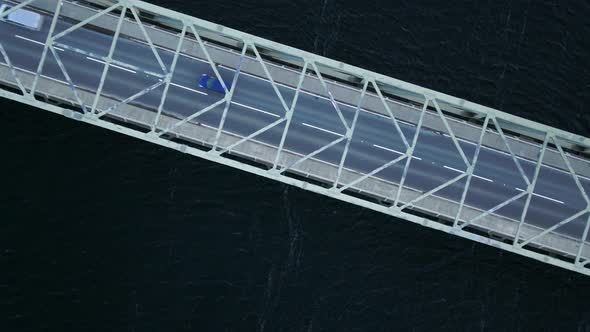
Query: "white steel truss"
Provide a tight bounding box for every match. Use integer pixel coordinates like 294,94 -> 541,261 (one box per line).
1,0 -> 590,277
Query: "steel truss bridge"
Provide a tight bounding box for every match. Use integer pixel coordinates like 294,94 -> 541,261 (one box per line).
1,0 -> 590,276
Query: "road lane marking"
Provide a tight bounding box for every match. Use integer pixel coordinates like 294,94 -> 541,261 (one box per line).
514,187 -> 564,204
444,167 -> 493,182
232,101 -> 280,118
472,174 -> 493,182
15,34 -> 64,51
373,144 -> 403,155
443,165 -> 494,182
372,144 -> 422,160
170,82 -> 207,95
85,56 -> 137,74
302,122 -> 343,137
443,165 -> 493,183
443,165 -> 465,173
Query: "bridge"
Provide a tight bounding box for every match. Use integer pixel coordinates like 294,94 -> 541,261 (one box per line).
1,0 -> 590,276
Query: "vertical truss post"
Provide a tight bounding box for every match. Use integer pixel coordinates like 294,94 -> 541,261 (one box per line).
431,99 -> 470,168
90,6 -> 128,114
272,62 -> 308,170
212,43 -> 247,149
519,209 -> 589,248
129,6 -> 168,75
552,135 -> 590,206
49,45 -> 86,108
492,116 -> 531,187
189,25 -> 229,94
513,133 -> 549,245
30,0 -> 63,97
152,24 -> 187,132
453,115 -> 490,228
372,81 -> 410,149
576,214 -> 590,266
392,98 -> 429,208
0,43 -> 27,95
250,44 -> 291,113
332,79 -> 368,188
310,62 -> 350,132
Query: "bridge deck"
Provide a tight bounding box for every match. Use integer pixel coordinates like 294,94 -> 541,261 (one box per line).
1,0 -> 590,276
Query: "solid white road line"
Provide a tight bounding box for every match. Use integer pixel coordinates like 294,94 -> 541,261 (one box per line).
15,34 -> 64,51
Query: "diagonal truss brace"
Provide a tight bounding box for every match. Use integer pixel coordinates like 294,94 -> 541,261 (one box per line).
151,24 -> 187,131
49,44 -> 86,109
391,98 -> 429,208
492,116 -> 532,187
0,43 -> 27,95
575,214 -> 590,266
516,134 -> 590,248
513,133 -> 550,244
311,62 -> 351,133
271,62 -> 309,171
453,115 -> 490,228
153,42 -> 247,139
372,80 -> 410,149
30,0 -> 63,98
211,43 -> 247,149
213,43 -> 304,156
89,6 -> 127,114
331,79 -> 369,188
129,6 -> 168,75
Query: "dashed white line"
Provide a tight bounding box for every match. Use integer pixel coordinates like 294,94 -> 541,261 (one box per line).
443,165 -> 465,173
442,165 -> 493,182
302,122 -> 343,137
85,56 -> 137,74
232,101 -> 279,117
170,82 -> 207,95
442,165 -> 494,182
514,187 -> 564,204
371,144 -> 422,160
473,174 -> 494,182
15,34 -> 64,51
372,144 -> 403,155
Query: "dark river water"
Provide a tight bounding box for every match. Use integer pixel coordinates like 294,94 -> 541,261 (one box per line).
2,0 -> 590,331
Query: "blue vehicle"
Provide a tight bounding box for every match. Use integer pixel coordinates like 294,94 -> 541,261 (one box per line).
199,74 -> 230,93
